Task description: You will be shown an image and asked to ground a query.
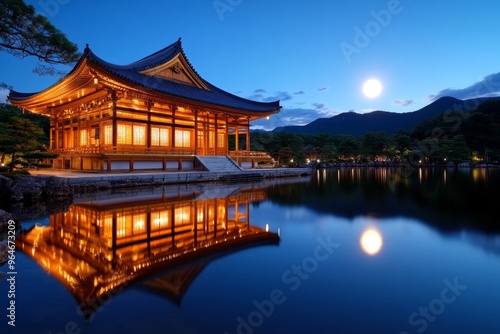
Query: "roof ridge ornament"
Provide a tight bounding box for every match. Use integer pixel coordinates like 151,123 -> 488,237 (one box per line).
171,62 -> 181,74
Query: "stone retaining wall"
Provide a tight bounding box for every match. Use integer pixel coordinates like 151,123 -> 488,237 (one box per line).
0,169 -> 312,203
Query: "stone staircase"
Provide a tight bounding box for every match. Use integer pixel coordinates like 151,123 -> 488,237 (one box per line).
195,156 -> 242,172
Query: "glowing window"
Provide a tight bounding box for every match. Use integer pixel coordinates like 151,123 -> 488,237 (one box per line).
80,129 -> 87,146
151,211 -> 169,230
208,131 -> 215,149
217,133 -> 225,148
116,213 -> 132,237
104,124 -> 113,145
175,129 -> 192,148
151,127 -> 170,146
174,205 -> 191,225
102,214 -> 113,238
133,213 -> 146,233
133,125 -> 146,145
117,124 -> 132,145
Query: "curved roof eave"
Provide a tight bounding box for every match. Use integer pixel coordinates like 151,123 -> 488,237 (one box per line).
9,39 -> 281,114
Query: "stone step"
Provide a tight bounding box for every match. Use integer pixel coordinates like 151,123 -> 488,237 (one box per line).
195,155 -> 241,172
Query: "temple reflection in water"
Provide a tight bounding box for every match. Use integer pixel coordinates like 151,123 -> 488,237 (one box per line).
17,185 -> 279,315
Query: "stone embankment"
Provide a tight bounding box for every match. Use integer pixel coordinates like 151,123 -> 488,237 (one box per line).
0,169 -> 311,203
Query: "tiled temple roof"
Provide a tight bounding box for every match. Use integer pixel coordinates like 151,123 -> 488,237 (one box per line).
9,38 -> 280,113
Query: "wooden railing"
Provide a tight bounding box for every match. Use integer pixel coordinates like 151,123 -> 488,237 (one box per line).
51,147 -> 271,158
229,150 -> 272,158
52,147 -> 196,155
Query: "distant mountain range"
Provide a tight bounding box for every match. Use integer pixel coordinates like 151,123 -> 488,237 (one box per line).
273,96 -> 499,136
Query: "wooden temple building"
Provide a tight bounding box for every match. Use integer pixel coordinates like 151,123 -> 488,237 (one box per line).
16,184 -> 280,313
8,38 -> 280,171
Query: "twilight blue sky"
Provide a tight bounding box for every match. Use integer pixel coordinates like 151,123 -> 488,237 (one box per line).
1,0 -> 500,130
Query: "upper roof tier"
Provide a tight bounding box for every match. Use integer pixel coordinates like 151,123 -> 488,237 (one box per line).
9,38 -> 281,114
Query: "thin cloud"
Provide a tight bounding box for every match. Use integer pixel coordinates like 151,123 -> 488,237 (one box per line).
254,88 -> 266,93
263,91 -> 293,102
393,99 -> 415,107
248,93 -> 265,100
251,106 -> 345,130
313,103 -> 325,110
317,109 -> 341,117
311,102 -> 340,117
251,107 -> 322,130
294,90 -> 305,95
318,87 -> 330,91
430,72 -> 500,101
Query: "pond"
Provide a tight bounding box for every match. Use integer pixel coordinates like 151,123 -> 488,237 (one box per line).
2,167 -> 500,334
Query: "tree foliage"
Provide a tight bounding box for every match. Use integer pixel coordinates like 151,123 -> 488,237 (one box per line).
462,100 -> 500,159
0,0 -> 80,75
251,100 -> 500,165
0,103 -> 54,171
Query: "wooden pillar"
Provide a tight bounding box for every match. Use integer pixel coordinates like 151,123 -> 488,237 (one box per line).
146,210 -> 151,256
77,111 -> 81,148
235,125 -> 239,153
170,207 -> 175,248
193,202 -> 198,247
112,92 -> 118,151
246,201 -> 250,231
49,120 -> 54,151
214,113 -> 218,155
225,197 -> 229,228
69,122 -> 74,149
60,120 -> 65,150
54,115 -> 60,150
171,105 -> 176,148
225,115 -> 229,155
204,200 -> 208,234
98,106 -> 103,153
194,109 -> 198,155
213,198 -> 218,238
204,121 -> 208,156
146,100 -> 153,151
111,212 -> 117,269
246,120 -> 250,152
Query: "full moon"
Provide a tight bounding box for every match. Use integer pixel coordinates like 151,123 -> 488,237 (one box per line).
362,79 -> 382,98
360,228 -> 383,256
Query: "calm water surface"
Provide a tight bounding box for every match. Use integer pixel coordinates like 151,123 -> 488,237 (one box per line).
2,167 -> 500,334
